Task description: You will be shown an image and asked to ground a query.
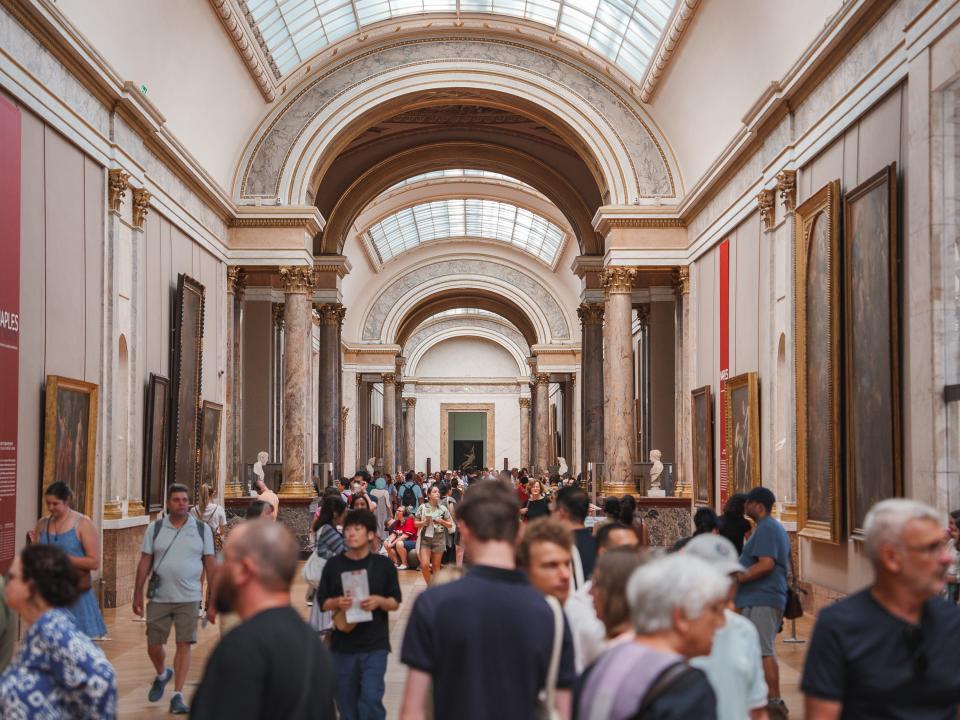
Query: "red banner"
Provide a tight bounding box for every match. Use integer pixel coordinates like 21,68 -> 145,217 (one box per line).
0,96 -> 20,574
718,239 -> 730,510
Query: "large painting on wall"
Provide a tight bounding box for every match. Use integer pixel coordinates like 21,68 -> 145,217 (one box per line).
691,385 -> 714,507
42,375 -> 98,518
143,374 -> 169,513
724,372 -> 760,497
453,441 -> 483,472
169,274 -> 204,500
199,400 -> 222,490
795,180 -> 843,543
844,163 -> 900,536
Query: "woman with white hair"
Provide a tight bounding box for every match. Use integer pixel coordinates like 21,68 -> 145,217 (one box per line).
575,553 -> 729,720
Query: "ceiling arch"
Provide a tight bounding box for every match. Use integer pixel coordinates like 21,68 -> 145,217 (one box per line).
407,326 -> 530,377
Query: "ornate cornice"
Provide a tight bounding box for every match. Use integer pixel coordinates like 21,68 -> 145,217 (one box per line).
208,0 -> 277,102
776,169 -> 797,212
313,254 -> 352,278
227,267 -> 247,296
757,188 -> 776,231
640,0 -> 701,104
673,267 -> 690,297
314,302 -> 346,326
577,303 -> 605,326
519,397 -> 531,408
533,372 -> 550,386
601,266 -> 637,295
230,207 -> 326,235
279,265 -> 315,294
132,188 -> 151,230
108,169 -> 129,213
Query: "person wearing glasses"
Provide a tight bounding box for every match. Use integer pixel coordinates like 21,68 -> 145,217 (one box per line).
802,499 -> 960,719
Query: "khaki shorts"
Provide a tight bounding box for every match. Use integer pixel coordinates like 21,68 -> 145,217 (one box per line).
146,601 -> 200,646
420,531 -> 447,554
741,605 -> 783,656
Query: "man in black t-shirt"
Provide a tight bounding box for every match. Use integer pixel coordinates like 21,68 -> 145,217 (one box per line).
553,486 -> 597,586
802,499 -> 960,719
316,509 -> 401,720
191,520 -> 335,720
401,481 -> 576,720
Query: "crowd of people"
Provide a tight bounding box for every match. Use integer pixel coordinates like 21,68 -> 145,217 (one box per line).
0,469 -> 958,718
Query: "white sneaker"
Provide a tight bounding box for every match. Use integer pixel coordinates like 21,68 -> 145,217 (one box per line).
397,565 -> 407,570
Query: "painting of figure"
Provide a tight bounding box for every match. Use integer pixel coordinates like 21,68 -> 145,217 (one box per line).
170,274 -> 205,499
691,385 -> 713,506
199,401 -> 222,489
724,373 -> 759,498
845,164 -> 900,534
143,374 -> 169,512
454,441 -> 482,471
42,376 -> 98,518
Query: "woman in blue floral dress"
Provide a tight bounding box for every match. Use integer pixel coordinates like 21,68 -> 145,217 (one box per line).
0,544 -> 117,718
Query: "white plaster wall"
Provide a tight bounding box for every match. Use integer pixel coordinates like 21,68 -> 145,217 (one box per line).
413,394 -> 521,472
415,337 -> 521,377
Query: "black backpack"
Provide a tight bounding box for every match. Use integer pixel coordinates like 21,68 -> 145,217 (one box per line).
401,482 -> 417,508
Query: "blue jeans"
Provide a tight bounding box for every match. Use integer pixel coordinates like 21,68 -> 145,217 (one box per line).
332,649 -> 388,720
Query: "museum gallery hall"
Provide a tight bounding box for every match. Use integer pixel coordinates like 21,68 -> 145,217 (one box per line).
0,0 -> 958,716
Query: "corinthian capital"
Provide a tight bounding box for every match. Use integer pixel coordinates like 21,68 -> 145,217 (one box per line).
382,372 -> 396,384
776,169 -> 797,212
227,267 -> 247,296
314,302 -> 346,326
534,372 -> 550,386
673,267 -> 690,297
601,266 -> 637,295
519,397 -> 531,409
132,188 -> 151,230
577,303 -> 605,326
279,266 -> 315,294
757,188 -> 776,231
108,169 -> 130,213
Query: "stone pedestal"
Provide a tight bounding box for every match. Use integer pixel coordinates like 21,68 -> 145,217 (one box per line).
602,267 -> 637,495
634,497 -> 692,548
404,397 -> 416,471
382,373 -> 397,475
578,303 -> 604,473
532,373 -> 550,475
519,397 -> 531,470
100,517 -> 150,608
278,266 -> 314,497
225,496 -> 314,555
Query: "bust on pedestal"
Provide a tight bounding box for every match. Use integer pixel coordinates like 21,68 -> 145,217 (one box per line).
252,451 -> 268,496
647,449 -> 666,497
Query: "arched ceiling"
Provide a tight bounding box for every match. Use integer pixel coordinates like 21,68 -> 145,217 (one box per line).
394,289 -> 539,347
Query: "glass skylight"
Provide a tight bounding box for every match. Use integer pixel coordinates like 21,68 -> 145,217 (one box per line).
387,169 -> 534,191
426,308 -> 503,320
243,0 -> 675,79
366,198 -> 565,263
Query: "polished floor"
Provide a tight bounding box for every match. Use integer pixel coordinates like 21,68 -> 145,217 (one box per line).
98,565 -> 810,718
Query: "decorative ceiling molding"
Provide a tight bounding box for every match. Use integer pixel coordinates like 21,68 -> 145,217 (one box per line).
208,0 -> 278,102
229,205 -> 325,233
639,0 -> 701,104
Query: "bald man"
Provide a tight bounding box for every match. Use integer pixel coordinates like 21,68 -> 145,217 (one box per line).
191,521 -> 336,719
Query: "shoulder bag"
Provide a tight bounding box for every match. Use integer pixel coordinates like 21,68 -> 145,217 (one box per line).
536,594 -> 564,720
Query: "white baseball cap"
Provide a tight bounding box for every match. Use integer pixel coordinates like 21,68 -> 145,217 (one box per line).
683,534 -> 744,576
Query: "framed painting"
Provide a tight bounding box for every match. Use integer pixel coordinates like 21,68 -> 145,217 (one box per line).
795,179 -> 843,543
691,385 -> 714,507
143,374 -> 169,513
42,375 -> 98,518
844,163 -> 900,537
724,372 -> 760,497
199,400 -> 222,490
169,274 -> 205,500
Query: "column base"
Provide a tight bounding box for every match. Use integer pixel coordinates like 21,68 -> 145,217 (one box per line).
277,482 -> 316,499
601,481 -> 637,498
127,500 -> 145,517
223,482 -> 246,499
103,501 -> 123,520
673,481 -> 692,499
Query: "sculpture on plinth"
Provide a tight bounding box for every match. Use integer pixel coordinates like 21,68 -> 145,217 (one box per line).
252,451 -> 268,495
648,449 -> 666,497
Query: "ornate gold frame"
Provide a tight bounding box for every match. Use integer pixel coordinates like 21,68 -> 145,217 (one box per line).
794,180 -> 843,543
439,403 -> 495,471
143,373 -> 169,513
42,375 -> 98,518
843,163 -> 901,538
723,372 -> 761,496
199,400 -> 223,490
169,274 -> 205,500
691,384 -> 714,507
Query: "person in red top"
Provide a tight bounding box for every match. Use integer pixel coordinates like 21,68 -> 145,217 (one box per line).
385,508 -> 417,570
517,477 -> 530,507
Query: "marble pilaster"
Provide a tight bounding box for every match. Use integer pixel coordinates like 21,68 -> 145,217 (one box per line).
602,266 -> 637,495
673,268 -> 692,498
519,397 -> 531,470
316,303 -> 345,483
395,380 -> 405,472
382,373 -> 397,475
404,397 -> 416,471
578,303 -> 605,475
224,267 -> 246,498
533,373 -> 550,475
278,266 -> 314,497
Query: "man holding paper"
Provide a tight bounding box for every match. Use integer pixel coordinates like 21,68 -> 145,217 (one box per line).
316,509 -> 402,720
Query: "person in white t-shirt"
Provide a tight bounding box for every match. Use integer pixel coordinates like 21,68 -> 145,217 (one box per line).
684,534 -> 769,720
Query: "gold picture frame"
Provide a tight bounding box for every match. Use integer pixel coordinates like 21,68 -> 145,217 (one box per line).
844,163 -> 901,538
199,400 -> 222,490
42,375 -> 98,518
795,179 -> 843,543
691,385 -> 714,507
724,372 -> 760,497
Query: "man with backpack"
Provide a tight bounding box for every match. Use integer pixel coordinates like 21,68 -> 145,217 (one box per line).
132,483 -> 217,715
399,470 -> 421,510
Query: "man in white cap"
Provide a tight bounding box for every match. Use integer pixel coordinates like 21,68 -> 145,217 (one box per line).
684,534 -> 768,720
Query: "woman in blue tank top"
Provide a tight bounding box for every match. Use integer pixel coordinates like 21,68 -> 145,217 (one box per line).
34,482 -> 107,638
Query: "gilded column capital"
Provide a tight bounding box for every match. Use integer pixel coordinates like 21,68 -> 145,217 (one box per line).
601,266 -> 637,295
382,372 -> 396,384
107,169 -> 130,213
404,397 -> 417,408
637,304 -> 650,328
534,372 -> 550,386
673,266 -> 690,297
271,302 -> 285,329
396,380 -> 405,392
757,188 -> 776,230
519,397 -> 531,409
776,169 -> 797,212
227,267 -> 247,296
279,265 -> 315,294
577,302 -> 605,326
313,302 -> 346,326
132,188 -> 151,230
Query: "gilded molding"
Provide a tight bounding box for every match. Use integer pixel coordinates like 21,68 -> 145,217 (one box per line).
533,372 -> 550,386
279,265 -> 315,294
577,303 -> 605,326
640,0 -> 701,104
107,169 -> 129,213
208,0 -> 277,101
757,188 -> 776,230
132,188 -> 151,230
519,397 -> 531,408
601,266 -> 637,295
227,267 -> 247,296
673,267 -> 690,297
230,217 -> 316,228
777,169 -> 797,212
314,302 -> 346,326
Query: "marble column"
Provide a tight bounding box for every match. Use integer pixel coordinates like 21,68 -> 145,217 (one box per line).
316,303 -> 345,486
395,380 -> 405,472
673,268 -> 693,498
602,266 -> 637,495
382,373 -> 397,475
519,397 -> 531,470
224,267 -> 246,498
578,303 -> 605,474
404,397 -> 416,471
637,304 -> 651,459
533,373 -> 550,475
278,266 -> 314,497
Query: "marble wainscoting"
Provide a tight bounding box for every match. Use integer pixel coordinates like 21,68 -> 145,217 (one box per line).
225,497 -> 315,554
636,497 -> 692,548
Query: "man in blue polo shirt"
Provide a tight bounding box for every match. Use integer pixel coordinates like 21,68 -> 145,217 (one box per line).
735,486 -> 790,720
400,480 -> 575,720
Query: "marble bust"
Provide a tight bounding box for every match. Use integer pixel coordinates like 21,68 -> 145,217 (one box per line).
648,449 -> 665,496
252,451 -> 269,494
